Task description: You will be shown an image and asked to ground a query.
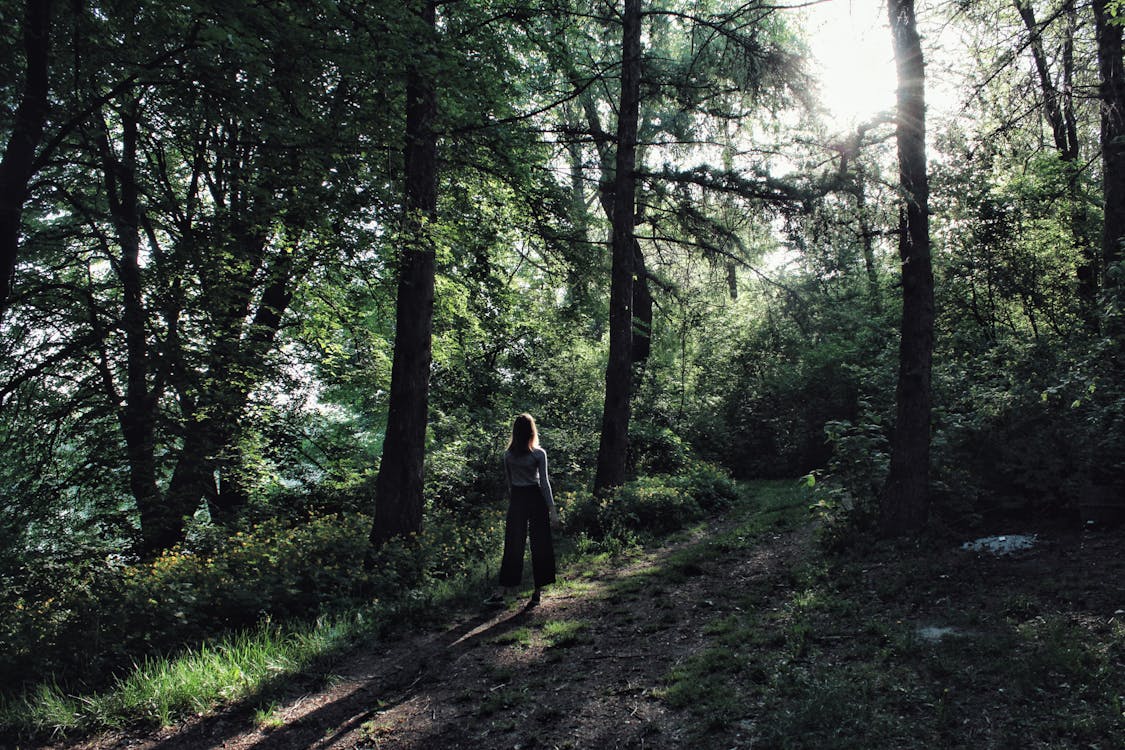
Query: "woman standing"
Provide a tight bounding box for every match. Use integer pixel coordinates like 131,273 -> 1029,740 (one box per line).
488,413 -> 560,608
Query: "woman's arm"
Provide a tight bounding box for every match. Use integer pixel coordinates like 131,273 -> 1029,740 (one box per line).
537,449 -> 555,509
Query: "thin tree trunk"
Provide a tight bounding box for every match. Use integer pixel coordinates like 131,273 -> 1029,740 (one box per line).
1093,0 -> 1125,280
0,0 -> 51,316
594,0 -> 642,495
855,165 -> 882,314
1015,0 -> 1076,159
632,240 -> 653,370
880,0 -> 934,536
1016,0 -> 1095,322
370,0 -> 438,546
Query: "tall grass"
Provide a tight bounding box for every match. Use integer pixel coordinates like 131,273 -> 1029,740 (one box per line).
2,468 -> 768,742
3,612 -> 351,735
0,555 -> 502,740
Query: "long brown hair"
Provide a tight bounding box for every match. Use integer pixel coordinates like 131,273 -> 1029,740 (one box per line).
507,413 -> 539,454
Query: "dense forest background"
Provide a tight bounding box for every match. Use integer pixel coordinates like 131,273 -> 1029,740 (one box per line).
1,0 -> 1123,738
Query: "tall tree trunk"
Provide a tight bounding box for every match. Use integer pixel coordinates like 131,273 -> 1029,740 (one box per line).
163,427 -> 216,537
594,0 -> 642,495
370,0 -> 438,546
880,0 -> 934,536
1093,0 -> 1125,282
0,0 -> 51,317
99,101 -> 166,554
580,91 -> 652,375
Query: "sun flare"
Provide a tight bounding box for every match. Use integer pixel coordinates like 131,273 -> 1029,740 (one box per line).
803,0 -> 897,129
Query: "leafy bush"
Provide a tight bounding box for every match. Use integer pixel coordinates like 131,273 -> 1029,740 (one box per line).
612,477 -> 705,536
809,410 -> 888,551
629,423 -> 691,475
924,337 -> 1125,528
562,463 -> 738,545
0,503 -> 505,697
671,462 -> 739,512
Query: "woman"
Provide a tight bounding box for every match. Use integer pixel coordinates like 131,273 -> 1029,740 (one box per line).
487,413 -> 560,608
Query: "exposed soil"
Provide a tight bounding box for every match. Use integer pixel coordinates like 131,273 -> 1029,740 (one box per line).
44,520 -> 810,750
38,517 -> 1124,750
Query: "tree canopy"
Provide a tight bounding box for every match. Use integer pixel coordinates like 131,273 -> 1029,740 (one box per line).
1,0 -> 1123,732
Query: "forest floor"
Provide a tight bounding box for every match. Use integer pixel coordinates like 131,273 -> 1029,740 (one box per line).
39,486 -> 1125,749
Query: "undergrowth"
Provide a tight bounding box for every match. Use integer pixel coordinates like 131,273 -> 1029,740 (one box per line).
658,497 -> 1125,748
0,462 -> 742,741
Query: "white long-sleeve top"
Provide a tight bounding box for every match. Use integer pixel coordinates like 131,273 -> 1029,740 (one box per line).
504,447 -> 555,509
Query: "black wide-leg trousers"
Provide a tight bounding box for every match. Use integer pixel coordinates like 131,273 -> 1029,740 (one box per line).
499,484 -> 556,588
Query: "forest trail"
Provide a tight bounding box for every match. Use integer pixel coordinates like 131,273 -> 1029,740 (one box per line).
51,517 -> 810,750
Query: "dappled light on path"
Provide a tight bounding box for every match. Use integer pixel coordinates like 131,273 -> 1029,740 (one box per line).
45,515 -> 808,750
42,510 -> 1125,749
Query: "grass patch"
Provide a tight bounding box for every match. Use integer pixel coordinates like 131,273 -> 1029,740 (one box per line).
253,701 -> 285,729
542,619 -> 589,649
656,482 -> 1125,747
659,646 -> 746,731
0,617 -> 360,735
0,560 -> 509,741
489,627 -> 533,648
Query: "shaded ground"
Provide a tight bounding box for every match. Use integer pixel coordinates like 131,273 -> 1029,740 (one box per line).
41,505 -> 1125,750
46,512 -> 808,750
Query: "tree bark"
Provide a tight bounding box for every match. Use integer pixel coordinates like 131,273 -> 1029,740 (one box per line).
1015,0 -> 1077,160
632,240 -> 653,369
1093,0 -> 1125,280
0,0 -> 51,317
594,0 -> 642,495
370,0 -> 438,546
580,90 -> 652,375
852,163 -> 882,315
99,101 -> 167,554
880,0 -> 934,536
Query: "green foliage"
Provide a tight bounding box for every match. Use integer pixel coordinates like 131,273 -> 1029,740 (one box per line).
0,499 -> 504,702
809,408 -> 889,550
564,462 -> 738,545
612,478 -> 706,536
1,603 -> 366,736
660,645 -> 747,730
540,619 -> 590,649
695,288 -> 893,480
923,335 -> 1125,528
4,0 -> 1125,740
629,423 -> 692,474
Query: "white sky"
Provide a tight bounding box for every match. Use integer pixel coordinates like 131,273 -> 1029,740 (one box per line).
802,0 -> 898,128
799,0 -> 964,130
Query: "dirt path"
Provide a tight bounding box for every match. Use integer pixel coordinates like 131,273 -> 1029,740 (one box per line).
55,521 -> 809,750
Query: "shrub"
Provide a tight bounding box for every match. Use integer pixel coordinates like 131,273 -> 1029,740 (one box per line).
557,489 -> 604,539
629,423 -> 691,475
810,412 -> 888,551
611,477 -> 705,536
562,463 -> 737,545
0,501 -> 507,698
671,462 -> 739,512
